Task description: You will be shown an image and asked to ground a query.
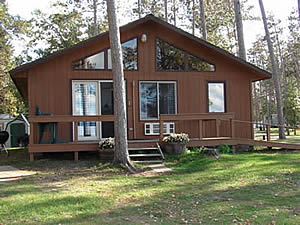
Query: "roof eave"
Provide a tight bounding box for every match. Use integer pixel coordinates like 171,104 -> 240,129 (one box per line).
9,14 -> 272,80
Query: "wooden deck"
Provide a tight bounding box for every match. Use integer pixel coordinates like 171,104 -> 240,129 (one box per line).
27,113 -> 300,161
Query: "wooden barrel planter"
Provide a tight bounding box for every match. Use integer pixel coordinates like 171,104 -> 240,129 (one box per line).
163,143 -> 186,155
98,149 -> 114,161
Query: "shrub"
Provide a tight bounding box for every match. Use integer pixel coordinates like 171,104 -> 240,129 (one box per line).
99,138 -> 115,150
218,144 -> 232,154
162,133 -> 190,144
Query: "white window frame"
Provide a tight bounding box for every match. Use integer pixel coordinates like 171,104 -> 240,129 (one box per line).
139,81 -> 177,121
144,122 -> 175,135
72,80 -> 114,141
207,82 -> 226,113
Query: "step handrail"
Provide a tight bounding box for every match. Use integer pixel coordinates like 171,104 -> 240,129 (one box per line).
156,143 -> 165,160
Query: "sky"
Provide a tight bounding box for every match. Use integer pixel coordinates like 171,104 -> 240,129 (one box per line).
7,0 -> 298,56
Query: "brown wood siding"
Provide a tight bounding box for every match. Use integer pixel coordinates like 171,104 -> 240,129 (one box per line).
25,21 -> 255,143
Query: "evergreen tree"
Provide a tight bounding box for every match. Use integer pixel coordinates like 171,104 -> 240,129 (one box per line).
0,0 -> 28,115
106,0 -> 136,173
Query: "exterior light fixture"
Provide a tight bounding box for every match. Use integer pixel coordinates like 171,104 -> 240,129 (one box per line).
141,34 -> 147,43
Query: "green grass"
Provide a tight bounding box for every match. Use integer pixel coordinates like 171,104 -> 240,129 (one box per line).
0,150 -> 300,225
275,136 -> 300,144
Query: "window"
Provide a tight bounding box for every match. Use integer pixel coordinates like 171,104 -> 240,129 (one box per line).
72,81 -> 115,140
156,38 -> 215,72
156,39 -> 185,71
208,82 -> 226,113
73,38 -> 138,70
108,38 -> 138,70
140,82 -> 176,120
73,52 -> 105,70
144,122 -> 175,135
187,55 -> 215,72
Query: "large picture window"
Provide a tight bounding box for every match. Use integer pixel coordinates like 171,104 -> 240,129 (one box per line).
156,38 -> 215,72
73,38 -> 138,70
208,82 -> 226,113
72,80 -> 115,140
156,39 -> 185,71
140,81 -> 176,120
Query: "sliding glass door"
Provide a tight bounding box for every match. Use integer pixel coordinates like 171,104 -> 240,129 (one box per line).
139,81 -> 177,120
100,82 -> 114,138
72,80 -> 115,140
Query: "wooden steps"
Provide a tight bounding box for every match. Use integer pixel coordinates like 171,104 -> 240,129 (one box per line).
133,160 -> 164,164
129,144 -> 165,163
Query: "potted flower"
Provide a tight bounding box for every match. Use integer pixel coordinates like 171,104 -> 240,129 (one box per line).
162,133 -> 189,154
98,137 -> 115,161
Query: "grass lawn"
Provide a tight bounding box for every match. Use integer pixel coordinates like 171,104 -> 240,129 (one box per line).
0,149 -> 299,225
275,136 -> 300,144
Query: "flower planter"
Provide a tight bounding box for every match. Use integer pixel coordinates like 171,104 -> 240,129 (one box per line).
164,143 -> 186,155
98,149 -> 114,161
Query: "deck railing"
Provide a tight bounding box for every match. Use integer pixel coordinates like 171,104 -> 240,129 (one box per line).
159,112 -> 235,141
233,120 -> 299,142
27,113 -> 299,161
28,115 -> 114,145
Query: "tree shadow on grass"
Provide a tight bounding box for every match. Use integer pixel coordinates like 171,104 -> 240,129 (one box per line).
94,172 -> 300,225
0,152 -> 299,224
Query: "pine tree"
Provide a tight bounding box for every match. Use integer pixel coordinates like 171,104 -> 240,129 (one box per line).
106,0 -> 136,173
233,0 -> 246,59
258,0 -> 286,139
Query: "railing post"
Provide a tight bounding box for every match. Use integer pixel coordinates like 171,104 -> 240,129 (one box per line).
160,118 -> 164,142
74,122 -> 78,143
29,122 -> 34,145
29,122 -> 34,161
216,119 -> 220,137
230,119 -> 235,138
266,124 -> 270,142
199,119 -> 203,139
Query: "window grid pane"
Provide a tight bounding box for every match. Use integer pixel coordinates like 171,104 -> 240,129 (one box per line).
140,83 -> 158,120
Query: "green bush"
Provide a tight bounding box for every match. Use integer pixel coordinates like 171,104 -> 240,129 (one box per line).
218,144 -> 232,154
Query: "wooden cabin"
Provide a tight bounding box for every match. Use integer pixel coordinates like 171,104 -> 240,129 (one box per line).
10,15 -> 273,161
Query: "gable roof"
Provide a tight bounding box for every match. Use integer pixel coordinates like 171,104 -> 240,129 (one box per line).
9,14 -> 272,78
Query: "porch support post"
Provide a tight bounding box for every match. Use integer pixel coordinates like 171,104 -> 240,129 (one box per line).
74,151 -> 79,161
29,153 -> 34,162
266,124 -> 270,141
198,119 -> 203,139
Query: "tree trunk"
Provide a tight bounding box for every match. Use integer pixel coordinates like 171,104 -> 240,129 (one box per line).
106,0 -> 136,173
258,0 -> 286,139
173,0 -> 176,26
274,24 -> 288,126
298,0 -> 300,23
93,0 -> 98,36
192,0 -> 195,35
165,0 -> 168,22
233,0 -> 246,60
138,0 -> 141,18
199,0 -> 207,40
